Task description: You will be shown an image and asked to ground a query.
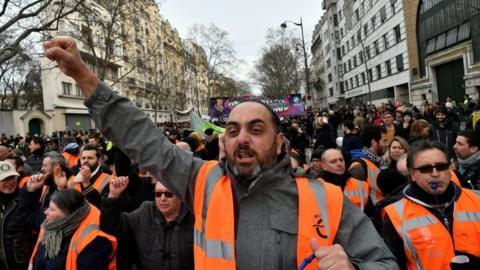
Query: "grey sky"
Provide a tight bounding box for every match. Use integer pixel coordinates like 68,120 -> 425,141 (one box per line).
161,0 -> 325,93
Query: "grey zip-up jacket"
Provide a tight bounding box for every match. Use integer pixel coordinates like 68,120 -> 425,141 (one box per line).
85,82 -> 399,270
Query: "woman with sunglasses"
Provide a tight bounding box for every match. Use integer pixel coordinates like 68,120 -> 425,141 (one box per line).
100,176 -> 194,270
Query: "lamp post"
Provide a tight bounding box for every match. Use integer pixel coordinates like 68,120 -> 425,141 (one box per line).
281,17 -> 311,99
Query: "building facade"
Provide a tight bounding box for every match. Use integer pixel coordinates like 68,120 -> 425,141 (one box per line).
315,0 -> 410,108
311,15 -> 328,109
38,0 -> 210,133
404,0 -> 480,105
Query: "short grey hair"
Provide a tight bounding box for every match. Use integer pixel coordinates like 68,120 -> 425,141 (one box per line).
44,151 -> 68,168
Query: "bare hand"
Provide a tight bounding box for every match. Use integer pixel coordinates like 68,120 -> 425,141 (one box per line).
310,239 -> 355,270
53,164 -> 67,190
108,176 -> 129,198
43,36 -> 99,97
26,174 -> 45,192
79,166 -> 91,187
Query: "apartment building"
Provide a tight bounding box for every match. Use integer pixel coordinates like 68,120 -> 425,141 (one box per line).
315,0 -> 410,108
38,0 -> 211,132
311,15 -> 329,109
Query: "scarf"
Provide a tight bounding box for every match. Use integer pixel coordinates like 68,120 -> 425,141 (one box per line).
40,203 -> 90,258
361,147 -> 389,169
458,151 -> 480,173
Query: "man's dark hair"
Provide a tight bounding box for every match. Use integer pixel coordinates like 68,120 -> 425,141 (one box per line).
81,144 -> 102,159
406,140 -> 449,169
457,130 -> 480,149
31,136 -> 46,150
51,189 -> 86,215
237,100 -> 281,133
360,124 -> 387,148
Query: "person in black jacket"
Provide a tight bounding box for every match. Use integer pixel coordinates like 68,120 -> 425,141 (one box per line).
0,161 -> 35,270
429,105 -> 458,157
101,176 -> 194,270
26,137 -> 46,173
453,130 -> 480,190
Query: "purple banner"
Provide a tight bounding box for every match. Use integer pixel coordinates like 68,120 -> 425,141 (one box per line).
209,94 -> 305,120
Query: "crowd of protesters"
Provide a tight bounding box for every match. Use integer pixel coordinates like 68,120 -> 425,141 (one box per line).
0,35 -> 479,270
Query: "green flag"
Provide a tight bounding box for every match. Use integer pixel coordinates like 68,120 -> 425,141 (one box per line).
190,112 -> 225,135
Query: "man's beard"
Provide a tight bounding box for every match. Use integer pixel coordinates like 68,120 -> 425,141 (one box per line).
226,142 -> 278,179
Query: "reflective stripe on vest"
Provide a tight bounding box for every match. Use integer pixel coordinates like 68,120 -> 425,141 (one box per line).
193,160 -> 343,270
343,178 -> 368,211
68,173 -> 111,193
362,159 -> 383,204
384,188 -> 480,270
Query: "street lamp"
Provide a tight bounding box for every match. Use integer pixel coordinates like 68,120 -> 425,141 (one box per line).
281,17 -> 311,99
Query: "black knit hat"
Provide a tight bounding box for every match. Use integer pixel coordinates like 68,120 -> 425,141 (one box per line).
311,146 -> 325,160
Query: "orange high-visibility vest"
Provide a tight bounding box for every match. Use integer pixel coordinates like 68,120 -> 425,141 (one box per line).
28,204 -> 117,270
193,161 -> 343,270
384,188 -> 480,270
351,158 -> 384,204
67,172 -> 112,194
344,177 -> 369,211
450,170 -> 461,187
63,152 -> 79,168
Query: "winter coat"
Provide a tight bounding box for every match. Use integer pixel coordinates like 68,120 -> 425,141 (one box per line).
85,81 -> 399,270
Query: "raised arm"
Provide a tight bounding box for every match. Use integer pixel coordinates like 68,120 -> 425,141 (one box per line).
43,36 -> 204,209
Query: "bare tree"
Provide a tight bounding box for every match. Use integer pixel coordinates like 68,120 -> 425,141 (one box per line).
0,46 -> 42,110
0,0 -> 83,66
252,28 -> 303,97
187,23 -> 241,97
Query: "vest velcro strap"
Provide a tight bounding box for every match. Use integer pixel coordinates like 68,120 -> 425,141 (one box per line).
456,211 -> 480,222
194,229 -> 233,260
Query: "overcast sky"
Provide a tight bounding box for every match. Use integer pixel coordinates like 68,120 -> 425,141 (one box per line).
161,0 -> 325,93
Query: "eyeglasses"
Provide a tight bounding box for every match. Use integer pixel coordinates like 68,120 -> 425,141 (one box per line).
414,162 -> 450,174
154,191 -> 174,198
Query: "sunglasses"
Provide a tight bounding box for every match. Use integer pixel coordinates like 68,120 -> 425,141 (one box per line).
154,191 -> 174,198
414,162 -> 450,174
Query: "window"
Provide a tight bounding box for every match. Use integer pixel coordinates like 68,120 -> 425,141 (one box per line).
371,16 -> 376,31
396,54 -> 404,71
348,59 -> 352,70
394,25 -> 401,43
342,45 -> 345,56
383,33 -> 389,49
361,72 -> 366,84
355,75 -> 359,87
364,24 -> 368,36
366,45 -> 371,59
391,0 -> 397,14
368,69 -> 373,81
359,51 -> 364,63
76,86 -> 83,97
374,40 -> 380,55
328,73 -> 333,82
329,88 -> 334,97
340,82 -> 345,93
386,60 -> 392,75
354,9 -> 360,22
333,14 -> 338,26
327,59 -> 331,68
380,6 -> 387,22
62,82 -> 72,96
353,55 -> 357,67
376,64 -> 382,79
357,31 -> 362,43
337,48 -> 342,60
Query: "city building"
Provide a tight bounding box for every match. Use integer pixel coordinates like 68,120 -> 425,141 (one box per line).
311,15 -> 329,109
315,0 -> 410,108
404,0 -> 480,105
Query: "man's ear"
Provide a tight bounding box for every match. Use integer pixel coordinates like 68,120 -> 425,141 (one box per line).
276,133 -> 284,155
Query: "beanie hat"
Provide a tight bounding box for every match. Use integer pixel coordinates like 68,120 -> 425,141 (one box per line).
311,147 -> 325,160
